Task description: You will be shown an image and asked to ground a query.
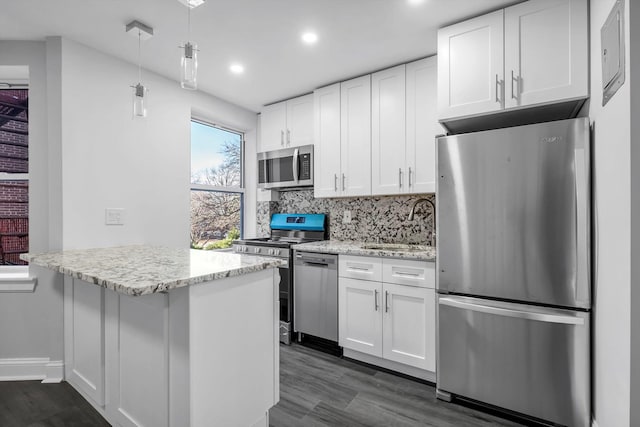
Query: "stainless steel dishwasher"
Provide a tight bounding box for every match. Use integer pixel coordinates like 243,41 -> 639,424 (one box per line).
293,251 -> 338,342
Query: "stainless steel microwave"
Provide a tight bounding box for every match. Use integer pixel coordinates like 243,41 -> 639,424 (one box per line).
257,145 -> 313,189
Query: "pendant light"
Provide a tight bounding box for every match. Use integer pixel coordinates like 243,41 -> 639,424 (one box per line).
179,0 -> 205,90
126,20 -> 154,118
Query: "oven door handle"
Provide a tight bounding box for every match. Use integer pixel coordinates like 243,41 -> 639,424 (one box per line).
292,148 -> 300,183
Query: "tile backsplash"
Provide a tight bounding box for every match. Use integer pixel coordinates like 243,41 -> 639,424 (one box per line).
256,189 -> 435,244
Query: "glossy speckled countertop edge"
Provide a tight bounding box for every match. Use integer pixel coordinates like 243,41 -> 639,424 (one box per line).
292,240 -> 436,262
21,245 -> 286,297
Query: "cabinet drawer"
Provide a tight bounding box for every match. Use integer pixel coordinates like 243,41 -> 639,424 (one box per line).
382,259 -> 435,288
339,255 -> 382,281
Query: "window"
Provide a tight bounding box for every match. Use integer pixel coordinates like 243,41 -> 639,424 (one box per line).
0,88 -> 28,265
190,119 -> 244,250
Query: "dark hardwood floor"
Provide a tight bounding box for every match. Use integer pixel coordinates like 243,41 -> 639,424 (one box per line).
270,343 -> 525,427
0,380 -> 109,427
0,344 -> 524,427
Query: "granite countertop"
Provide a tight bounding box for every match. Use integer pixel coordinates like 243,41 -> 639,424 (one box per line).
292,240 -> 436,262
21,245 -> 286,296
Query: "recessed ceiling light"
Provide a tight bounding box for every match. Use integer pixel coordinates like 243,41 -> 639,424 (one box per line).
230,64 -> 245,74
301,32 -> 318,45
407,0 -> 426,5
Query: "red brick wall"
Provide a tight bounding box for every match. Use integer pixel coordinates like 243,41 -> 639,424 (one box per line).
0,89 -> 28,264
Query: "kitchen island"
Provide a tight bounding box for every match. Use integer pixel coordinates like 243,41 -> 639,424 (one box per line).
21,246 -> 285,427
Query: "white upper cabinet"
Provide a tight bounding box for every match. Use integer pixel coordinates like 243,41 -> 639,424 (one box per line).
504,0 -> 588,109
340,75 -> 372,197
437,10 -> 504,120
313,84 -> 342,198
437,0 -> 588,122
371,59 -> 439,196
259,94 -> 313,152
406,57 -> 439,194
259,102 -> 287,152
372,65 -> 407,196
286,94 -> 314,147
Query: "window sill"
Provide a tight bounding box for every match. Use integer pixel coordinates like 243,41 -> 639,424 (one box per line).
0,266 -> 37,292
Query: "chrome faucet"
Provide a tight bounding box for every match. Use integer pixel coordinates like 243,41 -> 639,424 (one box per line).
407,198 -> 436,246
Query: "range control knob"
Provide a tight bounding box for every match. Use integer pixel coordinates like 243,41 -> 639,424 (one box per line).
273,249 -> 279,256
243,246 -> 248,253
254,248 -> 260,254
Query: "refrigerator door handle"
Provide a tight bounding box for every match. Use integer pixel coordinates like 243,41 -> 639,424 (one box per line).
439,296 -> 585,326
574,146 -> 589,303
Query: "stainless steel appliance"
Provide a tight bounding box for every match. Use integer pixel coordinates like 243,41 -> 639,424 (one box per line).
436,118 -> 591,427
293,251 -> 338,342
232,213 -> 326,344
257,145 -> 313,189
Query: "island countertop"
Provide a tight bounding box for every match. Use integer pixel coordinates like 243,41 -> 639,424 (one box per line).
20,245 -> 286,296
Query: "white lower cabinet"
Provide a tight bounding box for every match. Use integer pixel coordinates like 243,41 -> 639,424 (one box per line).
339,277 -> 383,356
64,270 -> 279,427
338,255 -> 436,374
382,282 -> 435,371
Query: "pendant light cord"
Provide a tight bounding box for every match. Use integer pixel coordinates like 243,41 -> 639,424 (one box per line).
187,6 -> 192,41
137,30 -> 142,83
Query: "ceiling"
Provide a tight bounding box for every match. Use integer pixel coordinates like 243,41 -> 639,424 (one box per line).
0,0 -> 520,112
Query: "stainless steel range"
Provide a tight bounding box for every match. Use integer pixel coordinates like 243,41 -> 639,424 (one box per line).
232,213 -> 327,345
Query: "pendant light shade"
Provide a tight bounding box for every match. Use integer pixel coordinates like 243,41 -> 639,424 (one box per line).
132,83 -> 147,117
179,0 -> 204,90
126,20 -> 153,118
181,42 -> 198,90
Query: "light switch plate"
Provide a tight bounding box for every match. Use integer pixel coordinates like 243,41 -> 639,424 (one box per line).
105,208 -> 125,225
343,210 -> 352,224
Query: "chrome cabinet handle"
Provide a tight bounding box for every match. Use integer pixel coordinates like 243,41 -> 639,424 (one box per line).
394,271 -> 421,277
334,174 -> 338,191
511,70 -> 519,100
408,167 -> 412,188
399,168 -> 403,188
292,148 -> 299,182
385,291 -> 390,313
287,129 -> 291,146
374,289 -> 379,311
280,130 -> 284,146
342,173 -> 346,191
495,74 -> 502,105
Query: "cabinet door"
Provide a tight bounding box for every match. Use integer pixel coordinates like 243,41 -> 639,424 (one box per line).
437,10 -> 504,120
259,101 -> 287,152
382,283 -> 435,371
340,75 -> 372,197
371,65 -> 406,195
314,84 -> 341,198
339,277 -> 382,357
406,57 -> 440,194
286,94 -> 314,148
65,278 -> 105,406
504,0 -> 588,109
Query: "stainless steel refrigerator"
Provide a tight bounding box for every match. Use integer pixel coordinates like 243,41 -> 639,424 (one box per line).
436,118 -> 591,427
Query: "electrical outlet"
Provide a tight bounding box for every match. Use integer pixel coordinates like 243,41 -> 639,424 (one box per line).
343,210 -> 352,224
105,208 -> 125,225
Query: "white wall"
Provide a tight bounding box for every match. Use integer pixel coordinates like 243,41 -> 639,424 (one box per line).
0,40 -> 64,360
58,38 -> 258,250
589,1 -> 631,426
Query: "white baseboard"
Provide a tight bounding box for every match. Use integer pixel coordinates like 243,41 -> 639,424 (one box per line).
0,358 -> 64,383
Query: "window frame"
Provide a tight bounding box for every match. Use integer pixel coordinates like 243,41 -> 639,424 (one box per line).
0,85 -> 32,289
189,118 -> 246,241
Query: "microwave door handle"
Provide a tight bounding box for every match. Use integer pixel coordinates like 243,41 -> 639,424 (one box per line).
292,148 -> 299,182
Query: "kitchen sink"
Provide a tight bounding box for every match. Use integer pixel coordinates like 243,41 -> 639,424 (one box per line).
361,243 -> 429,252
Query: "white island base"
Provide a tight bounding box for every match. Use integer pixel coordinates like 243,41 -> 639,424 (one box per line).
63,269 -> 279,427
